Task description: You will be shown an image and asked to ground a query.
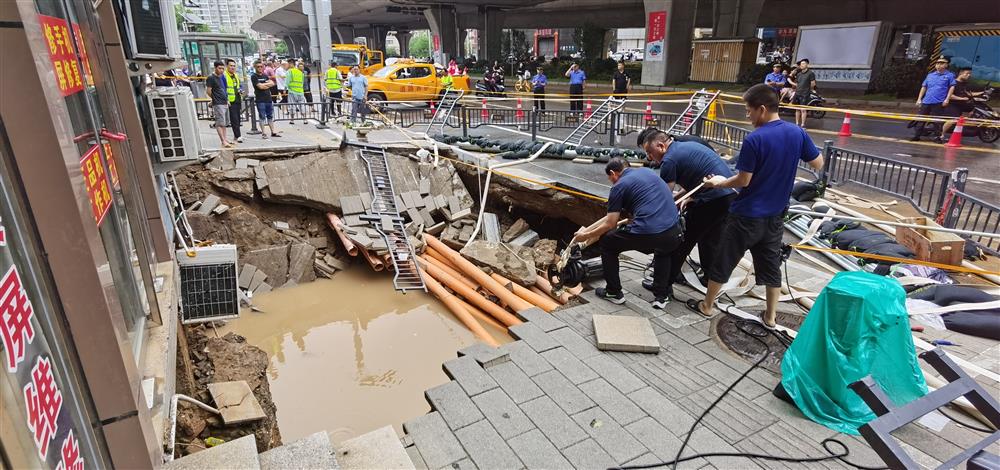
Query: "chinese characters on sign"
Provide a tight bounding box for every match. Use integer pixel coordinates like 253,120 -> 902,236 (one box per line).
38,15 -> 85,97
102,142 -> 120,189
1,265 -> 35,372
24,355 -> 64,458
57,430 -> 85,470
777,28 -> 798,37
645,11 -> 667,62
80,145 -> 112,226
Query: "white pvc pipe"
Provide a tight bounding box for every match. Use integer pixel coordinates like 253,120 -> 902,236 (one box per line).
787,208 -> 1000,239
464,142 -> 553,248
164,394 -> 222,463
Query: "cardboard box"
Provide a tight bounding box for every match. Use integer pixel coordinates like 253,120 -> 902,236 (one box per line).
895,217 -> 965,266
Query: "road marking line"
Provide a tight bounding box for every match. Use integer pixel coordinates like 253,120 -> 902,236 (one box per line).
968,177 -> 1000,185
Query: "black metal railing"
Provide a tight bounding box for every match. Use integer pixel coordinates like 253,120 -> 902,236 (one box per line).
941,189 -> 1000,253
825,146 -> 954,216
692,118 -> 749,152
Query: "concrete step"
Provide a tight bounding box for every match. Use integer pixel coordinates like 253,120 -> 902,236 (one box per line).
258,431 -> 339,470
164,434 -> 260,470
334,426 -> 415,470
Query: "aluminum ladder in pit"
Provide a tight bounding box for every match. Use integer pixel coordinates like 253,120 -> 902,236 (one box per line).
664,89 -> 720,136
357,146 -> 427,293
561,96 -> 626,147
426,89 -> 464,135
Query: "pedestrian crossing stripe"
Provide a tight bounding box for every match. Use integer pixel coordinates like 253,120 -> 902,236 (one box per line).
930,29 -> 1000,70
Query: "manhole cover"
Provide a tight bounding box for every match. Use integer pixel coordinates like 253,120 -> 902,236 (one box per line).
712,310 -> 804,374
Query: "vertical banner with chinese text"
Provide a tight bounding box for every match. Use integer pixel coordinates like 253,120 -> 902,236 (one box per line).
37,15 -> 85,96
646,11 -> 667,62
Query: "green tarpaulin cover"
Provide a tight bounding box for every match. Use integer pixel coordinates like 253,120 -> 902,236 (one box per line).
780,271 -> 928,435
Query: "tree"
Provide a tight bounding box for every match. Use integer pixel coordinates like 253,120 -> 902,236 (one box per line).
174,4 -> 209,33
242,35 -> 258,55
274,41 -> 288,55
572,22 -> 608,63
500,29 -> 529,61
409,31 -> 430,58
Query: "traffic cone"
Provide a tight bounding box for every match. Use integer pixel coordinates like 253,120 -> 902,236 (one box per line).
644,101 -> 653,122
429,101 -> 436,112
838,113 -> 852,136
516,98 -> 525,119
481,99 -> 489,120
945,116 -> 965,148
584,99 -> 593,119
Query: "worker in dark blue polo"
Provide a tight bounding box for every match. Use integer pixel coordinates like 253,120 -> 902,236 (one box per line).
639,129 -> 737,303
570,157 -> 683,309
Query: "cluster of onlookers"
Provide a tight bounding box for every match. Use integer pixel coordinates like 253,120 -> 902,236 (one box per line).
912,57 -> 985,143
763,59 -> 816,128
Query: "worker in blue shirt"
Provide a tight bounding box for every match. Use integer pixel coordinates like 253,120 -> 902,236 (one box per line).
565,63 -> 586,113
764,63 -> 786,94
911,57 -> 956,141
531,67 -> 547,111
571,158 -> 683,309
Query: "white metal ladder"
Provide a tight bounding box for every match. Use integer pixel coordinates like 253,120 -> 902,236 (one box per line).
664,89 -> 720,136
357,147 -> 427,293
426,89 -> 464,135
561,96 -> 626,147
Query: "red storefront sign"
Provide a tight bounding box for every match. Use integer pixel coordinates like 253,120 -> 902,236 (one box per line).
80,145 -> 112,226
778,27 -> 798,37
433,34 -> 441,51
0,265 -> 35,372
38,15 -> 84,96
646,11 -> 667,42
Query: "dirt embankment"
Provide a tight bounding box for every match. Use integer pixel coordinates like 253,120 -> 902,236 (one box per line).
174,326 -> 281,457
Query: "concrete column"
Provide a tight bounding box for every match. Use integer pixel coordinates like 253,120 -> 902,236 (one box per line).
396,30 -> 411,57
713,0 -> 764,37
333,25 -> 351,44
316,0 -> 332,69
365,25 -> 387,52
640,0 -> 695,85
478,8 -> 503,62
424,5 -> 460,64
460,29 -> 469,58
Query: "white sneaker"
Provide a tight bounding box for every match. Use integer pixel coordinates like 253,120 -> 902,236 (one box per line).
236,136 -> 244,143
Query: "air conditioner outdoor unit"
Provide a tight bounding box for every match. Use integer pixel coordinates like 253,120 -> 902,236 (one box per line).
121,0 -> 181,60
147,87 -> 203,162
177,244 -> 240,324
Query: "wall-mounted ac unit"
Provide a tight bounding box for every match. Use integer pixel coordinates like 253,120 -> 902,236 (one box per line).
177,244 -> 239,324
121,0 -> 181,60
147,87 -> 203,162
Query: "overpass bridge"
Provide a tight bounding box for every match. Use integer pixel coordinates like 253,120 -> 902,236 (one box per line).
252,0 -> 998,86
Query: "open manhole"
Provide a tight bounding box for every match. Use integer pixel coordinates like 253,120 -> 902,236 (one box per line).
712,310 -> 805,374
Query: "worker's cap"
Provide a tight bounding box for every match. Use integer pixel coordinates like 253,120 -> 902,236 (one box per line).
933,56 -> 950,64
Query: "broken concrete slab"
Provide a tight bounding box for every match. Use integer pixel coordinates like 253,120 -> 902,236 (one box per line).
163,434 -> 258,470
222,168 -> 255,180
381,215 -> 395,232
349,232 -> 374,250
532,239 -> 559,271
273,221 -> 291,231
197,195 -> 221,215
287,243 -> 317,284
248,269 -> 268,292
261,153 -> 361,212
449,208 -> 472,221
343,214 -> 363,226
211,204 -> 230,215
307,236 -> 328,249
419,178 -> 431,195
211,179 -> 255,201
419,209 -> 436,227
426,222 -> 446,236
366,228 -> 382,238
448,195 -> 462,214
482,212 -> 501,243
460,240 -> 536,286
336,426 -> 414,470
208,381 -> 266,424
406,208 -> 424,226
593,314 -> 660,353
510,229 -> 540,247
242,245 -> 290,287
340,196 -> 365,215
259,431 -> 339,470
502,219 -> 530,243
235,159 -> 249,169
324,254 -> 351,271
423,195 -> 436,210
238,264 -> 257,289
359,192 -> 373,210
254,282 -> 272,294
204,149 -> 236,171
187,207 -> 284,251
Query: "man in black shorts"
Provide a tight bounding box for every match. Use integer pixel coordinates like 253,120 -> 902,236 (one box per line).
691,84 -> 824,328
611,61 -> 631,98
788,59 -> 815,128
938,67 -> 983,143
571,158 -> 683,308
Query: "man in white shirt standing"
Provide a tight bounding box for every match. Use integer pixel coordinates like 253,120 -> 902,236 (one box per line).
274,60 -> 289,103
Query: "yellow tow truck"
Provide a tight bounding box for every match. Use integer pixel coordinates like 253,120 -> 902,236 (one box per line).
330,43 -> 384,75
359,60 -> 471,103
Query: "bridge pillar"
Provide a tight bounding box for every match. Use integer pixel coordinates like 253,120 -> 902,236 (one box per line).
333,25 -> 351,44
424,5 -> 460,65
640,0 -> 695,85
396,30 -> 412,58
712,0 -> 764,37
367,25 -> 387,52
478,7 -> 503,62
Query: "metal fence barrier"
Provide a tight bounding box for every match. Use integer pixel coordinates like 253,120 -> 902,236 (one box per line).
941,189 -> 1000,253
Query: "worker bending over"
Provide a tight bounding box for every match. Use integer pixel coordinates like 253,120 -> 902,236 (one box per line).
571,158 -> 683,308
692,84 -> 823,328
640,130 -> 737,302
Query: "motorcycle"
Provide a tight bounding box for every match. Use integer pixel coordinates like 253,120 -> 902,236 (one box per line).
908,83 -> 998,143
779,89 -> 827,119
474,79 -> 506,97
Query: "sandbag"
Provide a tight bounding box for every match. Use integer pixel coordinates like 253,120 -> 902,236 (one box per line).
791,181 -> 821,202
818,220 -> 861,238
829,228 -> 879,249
847,234 -> 895,252
780,271 -> 928,435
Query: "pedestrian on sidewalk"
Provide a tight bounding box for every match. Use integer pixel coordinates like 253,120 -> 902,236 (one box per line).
206,61 -> 233,148
250,61 -> 281,139
303,61 -> 314,105
911,57 -> 955,142
323,59 -> 343,117
764,63 -> 786,95
787,59 -> 816,128
571,158 -> 684,309
225,59 -> 244,143
275,60 -> 289,104
531,66 -> 547,111
286,60 -> 307,124
565,63 -> 586,113
611,61 -> 631,99
940,67 -> 980,143
640,130 -> 737,303
347,66 -> 369,124
691,84 -> 824,328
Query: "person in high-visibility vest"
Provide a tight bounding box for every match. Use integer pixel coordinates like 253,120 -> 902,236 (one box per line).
323,60 -> 343,116
225,59 -> 244,142
440,70 -> 454,90
286,60 -> 307,124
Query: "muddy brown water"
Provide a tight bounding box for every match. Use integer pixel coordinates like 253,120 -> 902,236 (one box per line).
216,267 -> 511,444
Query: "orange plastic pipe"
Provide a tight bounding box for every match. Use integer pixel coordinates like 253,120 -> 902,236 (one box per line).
421,267 -> 499,346
358,246 -> 385,271
326,213 -> 359,257
425,235 -> 535,313
417,256 -> 522,327
535,275 -> 571,304
454,297 -> 506,331
529,286 -> 561,306
423,254 -> 478,291
490,273 -> 559,313
425,247 -> 461,272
